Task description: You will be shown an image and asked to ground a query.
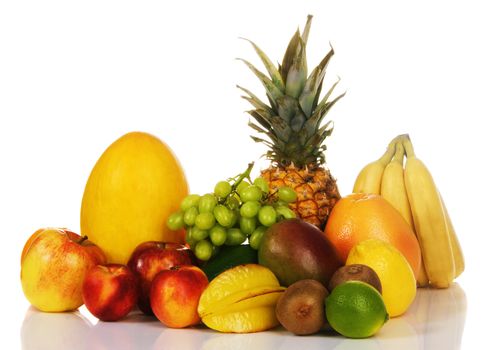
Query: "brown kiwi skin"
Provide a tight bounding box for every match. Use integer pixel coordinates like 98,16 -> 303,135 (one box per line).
328,264 -> 382,294
275,279 -> 329,335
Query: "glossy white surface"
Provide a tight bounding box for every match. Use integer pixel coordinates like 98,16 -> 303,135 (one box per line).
2,0 -> 488,349
20,285 -> 466,350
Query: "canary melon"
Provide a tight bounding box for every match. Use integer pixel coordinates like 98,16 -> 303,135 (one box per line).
80,132 -> 188,264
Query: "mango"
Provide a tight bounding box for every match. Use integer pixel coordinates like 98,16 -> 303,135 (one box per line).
258,218 -> 343,287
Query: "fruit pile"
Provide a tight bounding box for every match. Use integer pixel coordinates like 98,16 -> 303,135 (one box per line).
19,15 -> 464,341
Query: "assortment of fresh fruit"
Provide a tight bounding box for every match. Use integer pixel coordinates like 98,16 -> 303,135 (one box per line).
19,15 -> 465,341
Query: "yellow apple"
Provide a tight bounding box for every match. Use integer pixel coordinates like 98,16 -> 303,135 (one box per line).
21,228 -> 106,312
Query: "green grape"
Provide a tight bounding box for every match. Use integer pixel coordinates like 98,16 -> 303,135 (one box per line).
239,216 -> 257,235
166,211 -> 184,230
210,225 -> 227,246
258,205 -> 277,227
274,200 -> 288,208
195,240 -> 213,261
275,206 -> 296,220
249,226 -> 267,250
240,201 -> 261,218
195,212 -> 215,230
253,177 -> 269,194
199,193 -> 217,213
189,226 -> 209,241
180,194 -> 201,211
229,210 -> 239,228
240,185 -> 263,202
214,205 -> 234,227
183,206 -> 198,226
185,228 -> 196,246
214,181 -> 232,198
236,181 -> 251,197
226,195 -> 240,210
278,186 -> 297,203
225,228 -> 247,245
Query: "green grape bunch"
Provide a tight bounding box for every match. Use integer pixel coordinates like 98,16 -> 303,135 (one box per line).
166,163 -> 297,261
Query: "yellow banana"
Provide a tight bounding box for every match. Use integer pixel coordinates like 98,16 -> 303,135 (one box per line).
415,254 -> 430,287
439,193 -> 465,278
403,138 -> 455,288
380,140 -> 429,287
353,137 -> 397,194
380,141 -> 414,228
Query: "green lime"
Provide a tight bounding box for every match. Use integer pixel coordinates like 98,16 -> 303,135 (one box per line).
325,281 -> 389,338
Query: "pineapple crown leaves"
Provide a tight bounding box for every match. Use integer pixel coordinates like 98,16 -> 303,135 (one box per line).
237,15 -> 345,168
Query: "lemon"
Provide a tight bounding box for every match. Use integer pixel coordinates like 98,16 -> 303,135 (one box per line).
325,281 -> 388,338
346,239 -> 416,317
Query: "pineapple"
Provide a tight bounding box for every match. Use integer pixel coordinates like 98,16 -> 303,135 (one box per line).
239,15 -> 345,229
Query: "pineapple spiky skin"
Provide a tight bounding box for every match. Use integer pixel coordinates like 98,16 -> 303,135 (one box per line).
261,165 -> 341,229
239,15 -> 344,228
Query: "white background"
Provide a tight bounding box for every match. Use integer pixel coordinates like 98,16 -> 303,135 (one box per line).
1,0 -> 488,349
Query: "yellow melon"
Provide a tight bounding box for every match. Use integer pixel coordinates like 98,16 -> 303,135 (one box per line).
80,131 -> 188,263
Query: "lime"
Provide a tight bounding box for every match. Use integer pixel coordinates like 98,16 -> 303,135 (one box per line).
325,281 -> 388,338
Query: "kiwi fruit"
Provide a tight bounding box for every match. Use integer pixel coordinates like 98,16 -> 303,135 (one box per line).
275,279 -> 329,335
328,264 -> 382,294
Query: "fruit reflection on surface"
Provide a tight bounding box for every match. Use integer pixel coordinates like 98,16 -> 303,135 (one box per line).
150,265 -> 209,328
21,308 -> 92,350
82,264 -> 138,321
81,131 -> 189,264
127,241 -> 193,315
20,284 -> 467,349
198,264 -> 285,333
346,239 -> 416,317
259,219 -> 342,287
21,228 -> 106,312
325,193 -> 421,279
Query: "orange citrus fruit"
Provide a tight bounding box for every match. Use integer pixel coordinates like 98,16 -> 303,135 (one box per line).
324,193 -> 421,278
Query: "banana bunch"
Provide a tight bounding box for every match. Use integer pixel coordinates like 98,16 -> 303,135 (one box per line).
353,134 -> 464,288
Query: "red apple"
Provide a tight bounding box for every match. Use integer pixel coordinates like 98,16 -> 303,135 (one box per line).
127,241 -> 194,314
20,228 -> 106,312
150,265 -> 209,328
82,264 -> 138,321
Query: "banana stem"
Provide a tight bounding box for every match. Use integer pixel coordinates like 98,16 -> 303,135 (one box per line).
402,136 -> 416,158
378,135 -> 402,166
393,142 -> 405,165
